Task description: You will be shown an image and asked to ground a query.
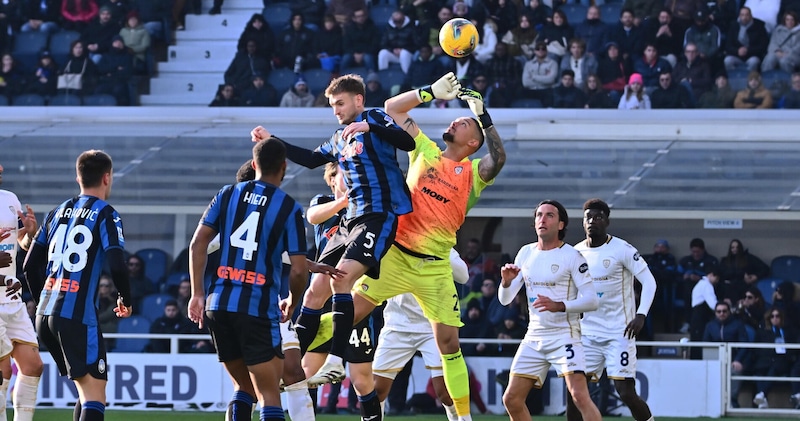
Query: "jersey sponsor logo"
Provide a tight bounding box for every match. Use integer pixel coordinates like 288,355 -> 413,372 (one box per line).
579,263 -> 589,273
551,264 -> 559,273
0,244 -> 14,251
323,226 -> 339,240
216,266 -> 267,285
44,278 -> 80,293
420,187 -> 451,204
242,191 -> 268,206
603,259 -> 610,268
53,207 -> 99,221
383,114 -> 395,127
340,141 -> 364,159
633,252 -> 641,261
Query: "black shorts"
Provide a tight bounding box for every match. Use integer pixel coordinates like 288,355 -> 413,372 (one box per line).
318,212 -> 398,279
307,314 -> 375,364
205,310 -> 283,366
36,315 -> 107,380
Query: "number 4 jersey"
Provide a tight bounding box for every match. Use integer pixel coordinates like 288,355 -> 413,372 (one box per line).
34,195 -> 125,321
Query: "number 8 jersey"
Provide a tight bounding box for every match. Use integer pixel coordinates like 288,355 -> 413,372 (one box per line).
34,195 -> 125,321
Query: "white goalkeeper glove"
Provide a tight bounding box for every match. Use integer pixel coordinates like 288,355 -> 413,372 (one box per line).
417,72 -> 461,102
458,88 -> 493,129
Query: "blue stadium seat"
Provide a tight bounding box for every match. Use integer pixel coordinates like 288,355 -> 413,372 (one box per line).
163,272 -> 189,294
727,68 -> 749,92
12,94 -> 45,106
559,4 -> 587,26
114,316 -> 151,352
48,94 -> 81,106
268,67 -> 296,95
13,32 -> 48,56
136,248 -> 170,285
377,68 -> 405,91
0,94 -> 7,106
263,4 -> 291,33
771,255 -> 800,282
83,94 -> 117,106
599,3 -> 622,24
140,293 -> 174,322
511,98 -> 543,108
757,277 -> 781,306
370,4 -> 395,29
341,66 -> 369,80
48,30 -> 81,66
302,68 -> 333,95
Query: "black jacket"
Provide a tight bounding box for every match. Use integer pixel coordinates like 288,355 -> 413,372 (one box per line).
342,19 -> 381,55
81,20 -> 122,54
380,16 -> 418,52
552,84 -> 588,108
725,19 -> 769,60
651,82 -> 693,108
224,52 -> 270,91
237,14 -> 275,60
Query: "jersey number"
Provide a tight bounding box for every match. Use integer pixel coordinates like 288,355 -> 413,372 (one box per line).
620,351 -> 629,367
230,212 -> 260,261
565,344 -> 575,359
363,232 -> 375,249
48,224 -> 93,273
348,327 -> 371,348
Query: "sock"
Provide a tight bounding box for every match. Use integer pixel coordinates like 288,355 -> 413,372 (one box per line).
308,312 -> 334,351
441,350 -> 470,417
13,374 -> 40,421
295,307 -> 322,353
73,401 -> 81,421
259,405 -> 284,421
358,390 -> 381,421
0,378 -> 9,421
444,403 -> 458,421
226,391 -> 255,421
646,417 -> 655,421
330,294 -> 354,358
284,380 -> 315,421
379,400 -> 385,418
79,401 -> 104,421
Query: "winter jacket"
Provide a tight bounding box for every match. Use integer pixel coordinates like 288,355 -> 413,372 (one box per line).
279,87 -> 315,107
672,57 -> 712,97
733,84 -> 773,109
380,15 -> 418,52
119,25 -> 151,63
343,19 -> 381,55
725,18 -> 769,60
522,57 -> 558,89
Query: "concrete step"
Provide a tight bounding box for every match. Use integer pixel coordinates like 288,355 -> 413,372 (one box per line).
200,0 -> 263,12
184,13 -> 252,34
167,43 -> 237,63
149,75 -> 221,97
140,93 -> 211,106
159,59 -> 230,73
175,29 -> 239,42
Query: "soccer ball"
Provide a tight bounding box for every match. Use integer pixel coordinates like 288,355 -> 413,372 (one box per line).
438,18 -> 479,58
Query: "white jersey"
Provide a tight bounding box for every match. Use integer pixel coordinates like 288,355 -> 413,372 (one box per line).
574,236 -> 649,337
0,190 -> 21,305
505,242 -> 592,341
382,293 -> 432,334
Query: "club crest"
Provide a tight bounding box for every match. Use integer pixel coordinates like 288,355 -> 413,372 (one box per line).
603,259 -> 611,268
551,264 -> 559,273
98,359 -> 106,374
455,166 -> 463,175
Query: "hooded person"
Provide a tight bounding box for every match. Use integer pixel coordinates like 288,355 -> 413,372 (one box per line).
279,75 -> 315,107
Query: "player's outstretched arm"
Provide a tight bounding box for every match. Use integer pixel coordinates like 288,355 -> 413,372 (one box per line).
385,72 -> 461,138
459,89 -> 506,182
498,263 -> 523,305
251,126 -> 330,169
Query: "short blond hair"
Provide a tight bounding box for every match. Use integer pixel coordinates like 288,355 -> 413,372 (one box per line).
325,74 -> 366,98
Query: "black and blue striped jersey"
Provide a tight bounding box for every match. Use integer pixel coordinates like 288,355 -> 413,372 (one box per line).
201,180 -> 306,319
33,195 -> 124,323
309,194 -> 345,259
316,109 -> 412,219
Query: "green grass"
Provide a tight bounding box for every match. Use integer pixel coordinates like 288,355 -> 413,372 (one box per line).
25,410 -> 793,421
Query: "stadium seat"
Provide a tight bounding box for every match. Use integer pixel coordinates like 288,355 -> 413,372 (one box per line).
0,94 -> 7,106
11,94 -> 45,106
163,272 -> 189,295
771,255 -> 800,282
48,94 -> 82,106
136,248 -> 171,285
268,67 -> 296,95
370,4 -> 395,29
302,68 -> 333,95
511,98 -> 543,108
377,68 -> 405,91
341,66 -> 369,80
83,94 -> 117,106
727,68 -> 749,92
757,277 -> 780,306
114,316 -> 151,352
48,30 -> 81,65
559,4 -> 588,26
263,3 -> 291,33
140,293 -> 174,322
13,32 -> 48,68
599,3 -> 622,24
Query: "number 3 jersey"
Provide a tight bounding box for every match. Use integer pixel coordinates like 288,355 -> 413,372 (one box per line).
34,195 -> 124,321
201,180 -> 306,319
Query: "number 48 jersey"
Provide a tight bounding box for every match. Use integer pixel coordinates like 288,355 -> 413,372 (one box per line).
34,195 -> 124,322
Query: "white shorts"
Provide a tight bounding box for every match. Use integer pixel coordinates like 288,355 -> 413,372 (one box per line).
510,337 -> 585,388
280,320 -> 299,352
582,335 -> 637,381
0,302 -> 38,358
373,329 -> 442,379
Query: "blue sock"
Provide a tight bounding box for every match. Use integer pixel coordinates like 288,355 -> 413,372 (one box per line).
359,390 -> 381,420
296,306 -> 323,353
80,401 -> 105,421
227,391 -> 255,421
260,405 -> 285,421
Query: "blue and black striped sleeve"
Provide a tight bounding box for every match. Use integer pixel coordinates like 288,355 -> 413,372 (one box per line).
276,136 -> 332,169
366,109 -> 415,151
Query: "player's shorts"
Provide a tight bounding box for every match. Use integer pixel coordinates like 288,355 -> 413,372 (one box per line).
0,302 -> 38,359
280,320 -> 299,352
318,212 -> 398,279
373,328 -> 442,379
36,315 -> 107,380
510,337 -> 586,388
205,310 -> 283,366
307,314 -> 374,364
355,244 -> 461,328
582,335 -> 637,381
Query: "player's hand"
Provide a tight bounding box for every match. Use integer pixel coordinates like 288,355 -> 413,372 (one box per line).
279,297 -> 295,323
0,251 -> 11,269
431,72 -> 461,100
341,121 -> 369,140
0,227 -> 11,242
307,260 -> 347,278
459,88 -> 486,116
624,314 -> 646,339
114,297 -> 132,318
532,294 -> 566,313
250,126 -> 271,142
18,205 -> 37,237
500,263 -> 520,286
188,295 -> 206,328
4,276 -> 21,300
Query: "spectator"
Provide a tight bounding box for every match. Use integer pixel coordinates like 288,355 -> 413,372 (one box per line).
127,254 -> 155,311
277,13 -> 315,72
97,274 -> 119,350
552,69 -> 588,107
522,41 -> 558,106
745,0 -> 781,33
607,8 -> 644,61
651,70 -> 693,108
752,307 -> 798,409
461,238 -> 500,291
327,0 -> 366,26
662,0 -> 701,23
780,72 -> 800,107
584,73 -> 614,108
241,73 -> 277,107
478,277 -> 507,328
698,73 -> 736,107
523,0 -> 552,28
378,9 -> 418,74
684,9 -> 723,65
494,316 -> 525,357
58,40 -> 99,97
447,54 -> 485,89
341,8 -> 380,71
737,286 -> 767,330
174,278 -> 191,317
702,301 -> 751,406
724,7 -> 769,72
618,72 -> 651,108
21,0 -> 60,34
773,281 -> 800,329
135,0 -> 171,42
145,300 -> 208,353
643,239 -> 681,330
104,0 -> 130,27
689,269 -> 720,352
719,239 -> 770,303
28,50 -> 59,97
95,35 -> 132,105
761,11 -> 800,73
0,1 -> 20,53
312,15 -> 343,72
560,38 -> 597,89
422,6 -> 455,67
404,44 -> 443,90
291,0 -> 326,29
224,40 -> 270,93
486,0 -> 518,36
237,14 -> 274,61
536,9 -> 574,61
471,15 -> 499,64
209,83 -> 241,107
0,53 -> 28,98
634,43 -> 673,90
364,72 -> 389,107
460,299 -> 495,356
61,0 -> 99,32
82,4 -> 121,64
574,5 -> 608,58
708,0 -> 739,35
623,0 -> 661,26
645,9 -> 683,66
677,237 -> 719,332
279,76 -> 314,107
673,42 -> 713,98
456,73 -> 493,108
484,42 -> 522,107
734,70 -> 774,108
597,41 -> 630,97
119,11 -> 151,75
501,13 -> 538,60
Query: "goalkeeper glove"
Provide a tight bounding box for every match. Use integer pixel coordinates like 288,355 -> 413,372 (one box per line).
458,88 -> 493,129
417,72 -> 461,102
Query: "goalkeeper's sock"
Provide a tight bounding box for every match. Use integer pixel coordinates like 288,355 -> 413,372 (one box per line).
441,350 -> 470,417
295,306 -> 322,353
227,390 -> 255,421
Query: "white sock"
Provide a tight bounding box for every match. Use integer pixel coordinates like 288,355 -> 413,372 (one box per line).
646,417 -> 655,421
327,355 -> 343,367
458,415 -> 473,421
380,400 -> 385,417
444,403 -> 458,421
0,378 -> 9,421
12,375 -> 39,421
284,380 -> 315,420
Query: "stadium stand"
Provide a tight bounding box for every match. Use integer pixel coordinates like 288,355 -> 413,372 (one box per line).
136,248 -> 171,285
771,255 -> 800,282
141,293 -> 175,322
114,316 -> 151,352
